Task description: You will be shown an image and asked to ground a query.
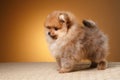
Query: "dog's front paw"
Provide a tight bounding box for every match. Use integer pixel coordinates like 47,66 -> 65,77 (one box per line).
57,68 -> 61,71
59,69 -> 66,73
58,68 -> 71,73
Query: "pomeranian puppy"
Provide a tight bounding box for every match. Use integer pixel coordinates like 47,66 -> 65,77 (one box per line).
44,11 -> 109,73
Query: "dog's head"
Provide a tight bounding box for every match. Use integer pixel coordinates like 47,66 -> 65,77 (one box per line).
44,11 -> 75,40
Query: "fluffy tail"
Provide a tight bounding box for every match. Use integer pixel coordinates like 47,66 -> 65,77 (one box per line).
82,20 -> 97,28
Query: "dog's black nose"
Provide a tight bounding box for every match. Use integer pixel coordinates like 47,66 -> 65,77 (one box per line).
48,32 -> 50,35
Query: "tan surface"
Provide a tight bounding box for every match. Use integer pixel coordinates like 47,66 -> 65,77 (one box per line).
1,0 -> 120,62
0,62 -> 120,80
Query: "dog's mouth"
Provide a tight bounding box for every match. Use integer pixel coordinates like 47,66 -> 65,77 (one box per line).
50,35 -> 57,40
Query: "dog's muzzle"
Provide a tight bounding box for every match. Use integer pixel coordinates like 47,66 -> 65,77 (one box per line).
48,32 -> 57,39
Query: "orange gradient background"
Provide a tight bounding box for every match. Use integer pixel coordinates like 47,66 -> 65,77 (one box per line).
0,0 -> 120,62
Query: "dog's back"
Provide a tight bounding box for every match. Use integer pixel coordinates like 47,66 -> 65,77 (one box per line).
81,20 -> 109,62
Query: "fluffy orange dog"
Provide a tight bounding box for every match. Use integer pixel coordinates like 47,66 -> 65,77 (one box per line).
44,11 -> 109,73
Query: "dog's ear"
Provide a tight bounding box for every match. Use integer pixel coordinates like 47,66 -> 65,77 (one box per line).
58,13 -> 70,23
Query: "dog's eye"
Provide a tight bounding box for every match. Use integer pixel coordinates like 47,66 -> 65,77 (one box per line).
54,27 -> 58,31
46,26 -> 51,29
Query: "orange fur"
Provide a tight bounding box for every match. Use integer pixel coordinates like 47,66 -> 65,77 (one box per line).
44,11 -> 109,73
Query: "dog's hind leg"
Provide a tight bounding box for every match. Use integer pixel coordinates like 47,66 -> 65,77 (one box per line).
97,59 -> 108,70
